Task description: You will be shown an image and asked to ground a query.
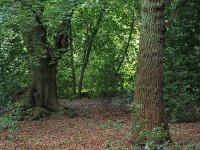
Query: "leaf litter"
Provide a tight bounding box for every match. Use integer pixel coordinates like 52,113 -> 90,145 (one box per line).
0,98 -> 199,150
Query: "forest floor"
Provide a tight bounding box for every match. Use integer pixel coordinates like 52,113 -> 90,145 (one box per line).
0,98 -> 200,150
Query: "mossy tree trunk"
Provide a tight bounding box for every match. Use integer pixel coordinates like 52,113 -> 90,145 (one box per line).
31,63 -> 59,111
132,0 -> 171,145
18,1 -> 76,115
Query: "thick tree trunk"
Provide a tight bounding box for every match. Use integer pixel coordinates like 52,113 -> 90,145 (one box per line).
132,0 -> 171,145
20,21 -> 61,112
14,61 -> 61,120
31,62 -> 60,112
19,10 -> 62,114
15,1 -> 76,120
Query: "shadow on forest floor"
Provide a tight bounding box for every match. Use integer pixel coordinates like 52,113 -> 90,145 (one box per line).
0,98 -> 200,149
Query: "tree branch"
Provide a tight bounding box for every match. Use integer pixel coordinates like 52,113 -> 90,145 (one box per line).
116,11 -> 135,72
31,10 -> 48,47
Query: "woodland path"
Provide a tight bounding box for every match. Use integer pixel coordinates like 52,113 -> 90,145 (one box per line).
0,98 -> 200,150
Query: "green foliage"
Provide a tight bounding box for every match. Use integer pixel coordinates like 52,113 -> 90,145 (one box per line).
57,53 -> 74,98
0,115 -> 17,132
16,94 -> 33,110
74,0 -> 138,97
0,104 -> 19,132
132,126 -> 170,150
100,119 -> 126,130
0,1 -> 199,148
8,0 -> 138,100
55,0 -> 139,98
0,24 -> 30,109
85,62 -> 120,97
172,142 -> 197,150
131,103 -> 170,150
164,0 -> 200,122
188,144 -> 196,150
112,95 -> 133,105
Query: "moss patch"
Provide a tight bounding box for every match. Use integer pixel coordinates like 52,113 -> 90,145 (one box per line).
32,107 -> 50,120
14,94 -> 33,120
16,95 -> 33,110
26,108 -> 35,117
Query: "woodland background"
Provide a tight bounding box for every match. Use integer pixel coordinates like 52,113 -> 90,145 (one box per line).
0,0 -> 200,149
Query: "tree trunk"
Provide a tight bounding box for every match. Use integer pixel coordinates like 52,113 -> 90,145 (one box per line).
70,49 -> 77,96
19,6 -> 72,113
77,50 -> 87,98
132,0 -> 171,145
69,19 -> 77,96
15,1 -> 76,120
20,13 -> 61,112
31,62 -> 60,112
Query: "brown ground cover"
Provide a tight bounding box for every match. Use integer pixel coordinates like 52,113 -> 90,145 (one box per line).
0,99 -> 200,150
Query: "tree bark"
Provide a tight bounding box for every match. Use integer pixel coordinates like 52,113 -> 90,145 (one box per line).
31,63 -> 59,111
132,0 -> 171,145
